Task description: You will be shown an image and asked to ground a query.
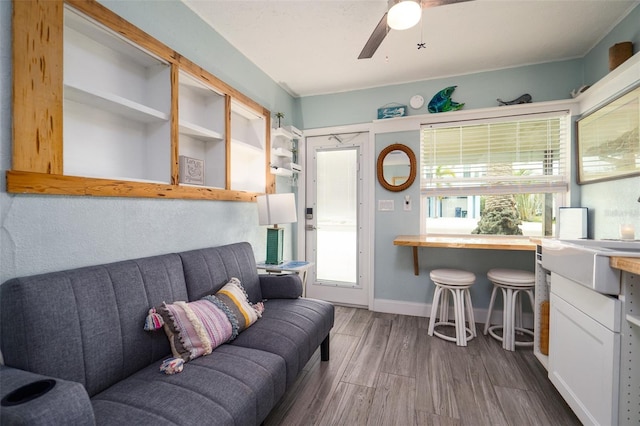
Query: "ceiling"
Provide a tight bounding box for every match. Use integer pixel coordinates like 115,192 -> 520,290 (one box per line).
182,0 -> 638,97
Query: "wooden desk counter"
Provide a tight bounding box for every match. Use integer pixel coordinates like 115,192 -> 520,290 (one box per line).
394,234 -> 537,275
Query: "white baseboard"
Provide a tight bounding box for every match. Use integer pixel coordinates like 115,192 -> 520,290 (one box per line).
372,298 -> 534,329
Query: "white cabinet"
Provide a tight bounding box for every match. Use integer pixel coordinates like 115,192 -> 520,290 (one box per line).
63,7 -> 171,183
549,273 -> 621,426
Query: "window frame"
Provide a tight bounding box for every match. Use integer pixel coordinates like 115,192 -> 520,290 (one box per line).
417,102 -> 576,237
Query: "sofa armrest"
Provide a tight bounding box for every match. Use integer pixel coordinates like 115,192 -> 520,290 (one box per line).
0,365 -> 95,425
259,274 -> 303,299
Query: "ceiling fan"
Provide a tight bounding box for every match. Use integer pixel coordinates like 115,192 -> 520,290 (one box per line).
358,0 -> 473,59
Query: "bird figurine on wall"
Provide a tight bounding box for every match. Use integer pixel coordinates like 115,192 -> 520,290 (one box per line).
497,93 -> 532,106
428,86 -> 465,113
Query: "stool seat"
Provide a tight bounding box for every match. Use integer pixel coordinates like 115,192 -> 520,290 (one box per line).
487,268 -> 535,286
430,269 -> 476,286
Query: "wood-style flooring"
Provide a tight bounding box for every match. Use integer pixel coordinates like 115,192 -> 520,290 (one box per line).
264,306 -> 580,426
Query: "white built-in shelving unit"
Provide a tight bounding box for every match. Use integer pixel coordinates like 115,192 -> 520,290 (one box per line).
271,127 -> 302,176
10,0 -> 272,202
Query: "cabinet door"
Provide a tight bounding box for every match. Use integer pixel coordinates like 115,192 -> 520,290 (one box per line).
549,292 -> 620,426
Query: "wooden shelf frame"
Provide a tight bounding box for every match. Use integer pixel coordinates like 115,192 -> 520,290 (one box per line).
9,0 -> 275,202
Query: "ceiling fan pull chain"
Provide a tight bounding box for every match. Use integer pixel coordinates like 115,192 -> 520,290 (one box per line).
418,1 -> 426,50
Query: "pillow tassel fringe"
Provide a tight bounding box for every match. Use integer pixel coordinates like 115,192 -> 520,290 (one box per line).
144,308 -> 164,331
160,357 -> 184,375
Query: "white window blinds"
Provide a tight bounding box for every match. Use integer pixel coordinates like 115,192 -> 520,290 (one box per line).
421,111 -> 570,196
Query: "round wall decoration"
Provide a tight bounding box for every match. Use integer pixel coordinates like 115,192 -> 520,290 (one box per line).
409,94 -> 424,109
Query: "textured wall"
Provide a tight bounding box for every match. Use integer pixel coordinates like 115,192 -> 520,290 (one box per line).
0,0 -> 295,283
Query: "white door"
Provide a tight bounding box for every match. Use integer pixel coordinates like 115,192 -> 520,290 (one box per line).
305,132 -> 369,306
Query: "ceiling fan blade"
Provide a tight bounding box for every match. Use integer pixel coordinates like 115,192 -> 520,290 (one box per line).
358,12 -> 389,59
421,0 -> 473,9
357,0 -> 473,59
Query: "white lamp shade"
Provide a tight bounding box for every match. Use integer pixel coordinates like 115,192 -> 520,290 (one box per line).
257,193 -> 297,226
387,0 -> 421,30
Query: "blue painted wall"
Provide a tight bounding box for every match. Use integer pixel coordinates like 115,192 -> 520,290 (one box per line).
582,4 -> 640,86
1,0 -> 637,313
300,60 -> 584,129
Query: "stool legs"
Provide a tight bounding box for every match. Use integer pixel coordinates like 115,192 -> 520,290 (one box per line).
428,285 -> 475,347
454,289 -> 465,346
484,285 -> 498,335
484,285 -> 534,351
465,289 -> 476,338
504,287 -> 515,351
427,286 -> 443,336
440,290 -> 449,323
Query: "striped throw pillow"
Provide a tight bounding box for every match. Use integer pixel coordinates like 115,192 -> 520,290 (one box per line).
158,299 -> 233,362
213,277 -> 264,339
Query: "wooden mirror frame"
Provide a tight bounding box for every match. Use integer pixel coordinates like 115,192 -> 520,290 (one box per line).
377,143 -> 417,192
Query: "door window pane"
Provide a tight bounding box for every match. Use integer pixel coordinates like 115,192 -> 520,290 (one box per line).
316,149 -> 358,284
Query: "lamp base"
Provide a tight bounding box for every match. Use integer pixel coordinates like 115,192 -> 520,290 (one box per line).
265,227 -> 284,265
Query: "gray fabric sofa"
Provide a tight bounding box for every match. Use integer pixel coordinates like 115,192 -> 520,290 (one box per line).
0,242 -> 334,425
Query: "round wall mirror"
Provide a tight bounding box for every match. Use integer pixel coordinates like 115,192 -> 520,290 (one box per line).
377,143 -> 417,192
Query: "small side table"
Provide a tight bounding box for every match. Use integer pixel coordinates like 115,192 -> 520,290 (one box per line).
256,260 -> 314,297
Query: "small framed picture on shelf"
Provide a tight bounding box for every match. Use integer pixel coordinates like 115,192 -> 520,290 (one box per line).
179,155 -> 205,185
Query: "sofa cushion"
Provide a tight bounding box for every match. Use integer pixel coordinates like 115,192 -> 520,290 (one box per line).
91,345 -> 286,426
0,254 -> 187,397
230,298 -> 334,386
157,299 -> 233,362
179,242 -> 263,303
259,274 -> 303,299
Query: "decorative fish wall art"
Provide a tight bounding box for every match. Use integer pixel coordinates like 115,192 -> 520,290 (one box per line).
570,85 -> 590,98
428,86 -> 465,113
497,93 -> 532,106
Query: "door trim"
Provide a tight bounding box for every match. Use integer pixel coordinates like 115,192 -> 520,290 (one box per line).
299,124 -> 373,309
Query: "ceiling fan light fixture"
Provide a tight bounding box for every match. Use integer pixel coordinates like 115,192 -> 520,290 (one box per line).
387,0 -> 422,30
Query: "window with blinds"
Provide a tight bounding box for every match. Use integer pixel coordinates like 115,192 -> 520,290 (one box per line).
421,111 -> 570,196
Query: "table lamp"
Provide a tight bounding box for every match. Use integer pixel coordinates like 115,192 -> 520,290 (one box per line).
257,193 -> 297,264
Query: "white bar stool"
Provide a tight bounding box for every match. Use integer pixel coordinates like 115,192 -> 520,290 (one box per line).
427,269 -> 476,347
484,268 -> 535,351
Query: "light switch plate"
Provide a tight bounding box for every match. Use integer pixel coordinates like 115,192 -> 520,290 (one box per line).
378,200 -> 394,211
404,196 -> 411,211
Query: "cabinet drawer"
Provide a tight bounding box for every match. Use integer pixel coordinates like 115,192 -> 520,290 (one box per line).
550,272 -> 621,331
